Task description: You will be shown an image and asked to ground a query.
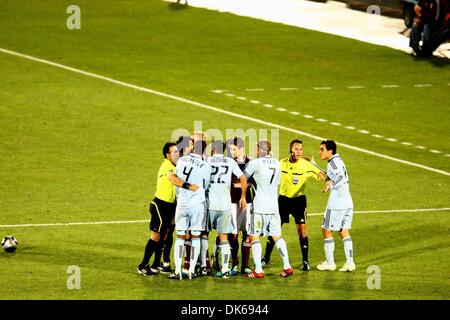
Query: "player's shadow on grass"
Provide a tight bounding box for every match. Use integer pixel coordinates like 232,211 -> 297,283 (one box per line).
411,53 -> 450,67
168,2 -> 189,11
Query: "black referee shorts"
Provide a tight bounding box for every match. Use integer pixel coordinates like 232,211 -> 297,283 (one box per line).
278,195 -> 307,225
149,197 -> 176,234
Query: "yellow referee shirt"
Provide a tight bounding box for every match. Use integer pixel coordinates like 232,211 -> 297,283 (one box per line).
154,159 -> 176,203
279,157 -> 322,198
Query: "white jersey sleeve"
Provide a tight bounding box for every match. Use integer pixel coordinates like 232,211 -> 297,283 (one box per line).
326,154 -> 353,209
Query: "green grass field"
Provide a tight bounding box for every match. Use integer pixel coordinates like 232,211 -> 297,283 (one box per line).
0,0 -> 449,300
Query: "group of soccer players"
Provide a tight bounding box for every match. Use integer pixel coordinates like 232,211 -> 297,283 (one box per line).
137,132 -> 356,280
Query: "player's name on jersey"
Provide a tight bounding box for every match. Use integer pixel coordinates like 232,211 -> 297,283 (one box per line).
179,156 -> 207,168
208,157 -> 229,164
261,158 -> 277,165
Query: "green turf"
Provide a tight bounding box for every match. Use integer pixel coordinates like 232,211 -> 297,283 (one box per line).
0,0 -> 449,300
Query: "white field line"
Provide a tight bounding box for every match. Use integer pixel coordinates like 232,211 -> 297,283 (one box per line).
227,90 -> 446,158
314,87 -> 332,90
1,208 -> 449,228
1,48 -> 449,177
0,220 -> 148,228
347,85 -> 365,89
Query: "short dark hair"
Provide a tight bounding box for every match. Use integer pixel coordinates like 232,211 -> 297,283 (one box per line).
193,140 -> 207,155
176,136 -> 193,155
230,137 -> 244,149
321,140 -> 337,155
289,139 -> 303,152
211,140 -> 226,155
162,142 -> 176,159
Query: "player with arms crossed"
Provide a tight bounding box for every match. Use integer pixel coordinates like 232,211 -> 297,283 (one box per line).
317,140 -> 355,272
244,140 -> 293,278
227,137 -> 254,275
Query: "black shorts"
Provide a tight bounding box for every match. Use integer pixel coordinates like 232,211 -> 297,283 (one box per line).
149,197 -> 176,234
278,195 -> 307,224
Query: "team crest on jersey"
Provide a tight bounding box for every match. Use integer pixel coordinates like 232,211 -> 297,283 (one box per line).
292,177 -> 299,185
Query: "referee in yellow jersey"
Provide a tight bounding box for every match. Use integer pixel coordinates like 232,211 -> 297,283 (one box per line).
262,139 -> 327,271
137,142 -> 179,276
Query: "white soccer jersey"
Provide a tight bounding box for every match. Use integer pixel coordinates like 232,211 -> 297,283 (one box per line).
244,156 -> 280,214
176,153 -> 212,209
207,154 -> 244,211
326,153 -> 353,209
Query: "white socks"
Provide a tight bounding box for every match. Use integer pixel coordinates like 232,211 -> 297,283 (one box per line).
220,240 -> 231,273
189,238 -> 201,274
251,240 -> 263,273
324,237 -> 335,266
200,236 -> 209,268
174,238 -> 185,274
275,238 -> 291,269
343,236 -> 354,264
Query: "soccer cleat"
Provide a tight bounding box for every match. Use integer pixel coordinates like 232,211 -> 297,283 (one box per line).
161,262 -> 172,274
188,271 -> 197,280
280,267 -> 294,277
244,271 -> 264,278
199,267 -> 209,276
339,262 -> 356,272
136,264 -> 158,276
302,261 -> 311,271
168,272 -> 183,280
241,266 -> 253,274
215,271 -> 230,279
261,257 -> 271,268
229,265 -> 239,276
316,261 -> 336,271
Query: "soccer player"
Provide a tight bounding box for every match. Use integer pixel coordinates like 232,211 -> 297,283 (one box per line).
137,142 -> 180,276
317,140 -> 355,272
244,140 -> 293,278
262,139 -> 327,271
168,139 -> 212,280
206,140 -> 248,278
228,137 -> 253,275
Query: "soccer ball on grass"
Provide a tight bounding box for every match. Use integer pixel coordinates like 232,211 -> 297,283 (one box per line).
1,236 -> 18,253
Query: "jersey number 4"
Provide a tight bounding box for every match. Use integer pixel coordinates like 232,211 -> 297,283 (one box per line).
183,166 -> 193,182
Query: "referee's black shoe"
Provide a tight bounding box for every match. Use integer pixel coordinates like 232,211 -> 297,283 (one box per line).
261,257 -> 270,267
302,261 -> 311,271
137,264 -> 158,276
